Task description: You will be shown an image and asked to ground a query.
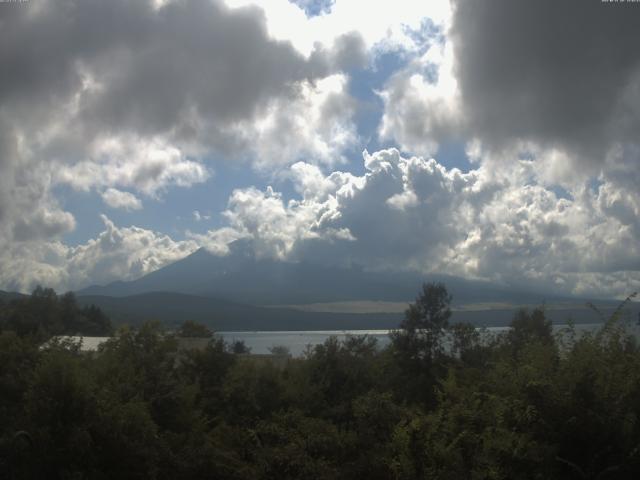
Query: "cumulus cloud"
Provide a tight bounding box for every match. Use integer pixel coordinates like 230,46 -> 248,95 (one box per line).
0,216 -> 197,293
2,148 -> 639,298
377,0 -> 640,186
66,215 -> 197,288
378,39 -> 462,157
2,0 -> 358,168
101,188 -> 143,211
56,136 -> 210,197
189,149 -> 640,298
0,0 -> 360,286
243,74 -> 358,168
2,0 -> 638,300
3,0 -> 308,140
0,120 -> 76,244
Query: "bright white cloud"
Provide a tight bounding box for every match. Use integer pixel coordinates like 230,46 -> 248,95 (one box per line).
243,74 -> 358,168
3,148 -> 639,298
378,40 -> 462,157
1,0 -> 638,301
0,0 -> 362,262
56,136 -> 210,198
225,0 -> 452,56
101,188 -> 143,211
190,149 -> 640,298
0,216 -> 198,293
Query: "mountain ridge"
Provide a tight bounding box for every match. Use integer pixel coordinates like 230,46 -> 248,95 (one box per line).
77,244 -> 588,307
71,244 -> 639,330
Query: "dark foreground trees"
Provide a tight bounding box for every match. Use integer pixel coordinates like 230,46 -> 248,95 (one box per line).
389,282 -> 452,406
0,287 -> 112,339
1,284 -> 639,479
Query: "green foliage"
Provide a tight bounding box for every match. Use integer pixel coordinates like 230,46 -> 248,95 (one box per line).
268,345 -> 291,356
230,339 -> 252,354
0,287 -> 113,339
177,320 -> 213,338
1,285 -> 640,478
388,282 -> 453,406
508,307 -> 554,351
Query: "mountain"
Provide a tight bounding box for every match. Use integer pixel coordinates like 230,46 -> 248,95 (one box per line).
76,292 -> 402,331
75,241 -> 638,330
76,291 -> 635,331
78,240 -> 580,307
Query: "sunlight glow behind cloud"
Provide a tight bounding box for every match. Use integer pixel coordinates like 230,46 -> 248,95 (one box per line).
0,0 -> 638,299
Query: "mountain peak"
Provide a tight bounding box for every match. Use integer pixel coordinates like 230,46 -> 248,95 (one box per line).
188,246 -> 213,258
187,238 -> 256,261
227,238 -> 256,258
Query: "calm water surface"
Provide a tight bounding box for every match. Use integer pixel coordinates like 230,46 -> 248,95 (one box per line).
218,323 -> 616,356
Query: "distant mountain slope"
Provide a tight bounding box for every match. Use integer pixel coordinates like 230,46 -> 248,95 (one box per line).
77,241 -> 586,307
77,292 -> 403,331
75,291 -> 634,331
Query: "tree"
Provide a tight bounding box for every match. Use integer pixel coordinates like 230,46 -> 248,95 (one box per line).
507,307 -> 553,352
177,320 -> 213,338
390,282 -> 452,361
389,282 -> 452,406
400,282 -> 452,335
268,345 -> 291,356
79,304 -> 113,336
230,340 -> 251,355
450,321 -> 485,366
0,288 -> 112,338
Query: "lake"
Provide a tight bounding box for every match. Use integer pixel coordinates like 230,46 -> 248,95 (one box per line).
218,323 -> 616,356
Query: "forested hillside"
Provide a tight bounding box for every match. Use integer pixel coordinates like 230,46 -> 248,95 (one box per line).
1,284 -> 639,479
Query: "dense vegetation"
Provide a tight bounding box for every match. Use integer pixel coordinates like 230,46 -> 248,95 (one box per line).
1,284 -> 639,479
0,287 -> 113,339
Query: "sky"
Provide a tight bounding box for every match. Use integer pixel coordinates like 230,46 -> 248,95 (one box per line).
1,0 -> 639,298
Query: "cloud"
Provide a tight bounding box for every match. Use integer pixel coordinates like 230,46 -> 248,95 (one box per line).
1,0 -> 638,301
11,208 -> 77,243
2,148 -> 639,298
242,74 -> 358,169
198,148 -> 484,270
66,215 -> 197,288
378,39 -> 462,157
8,0 -> 358,170
226,0 -> 451,56
0,119 -> 76,244
101,188 -> 143,211
376,0 -> 640,186
198,149 -> 640,298
450,0 -> 640,164
0,0 -> 360,200
0,0 -> 311,142
0,216 -> 197,293
192,210 -> 211,222
0,0 -> 361,274
186,227 -> 243,257
221,186 -> 326,259
56,136 -> 210,197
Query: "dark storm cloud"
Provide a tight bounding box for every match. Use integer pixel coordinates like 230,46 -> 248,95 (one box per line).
0,0 -> 353,248
0,0 -> 334,149
450,0 -> 640,163
328,32 -> 368,71
0,123 -> 17,222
